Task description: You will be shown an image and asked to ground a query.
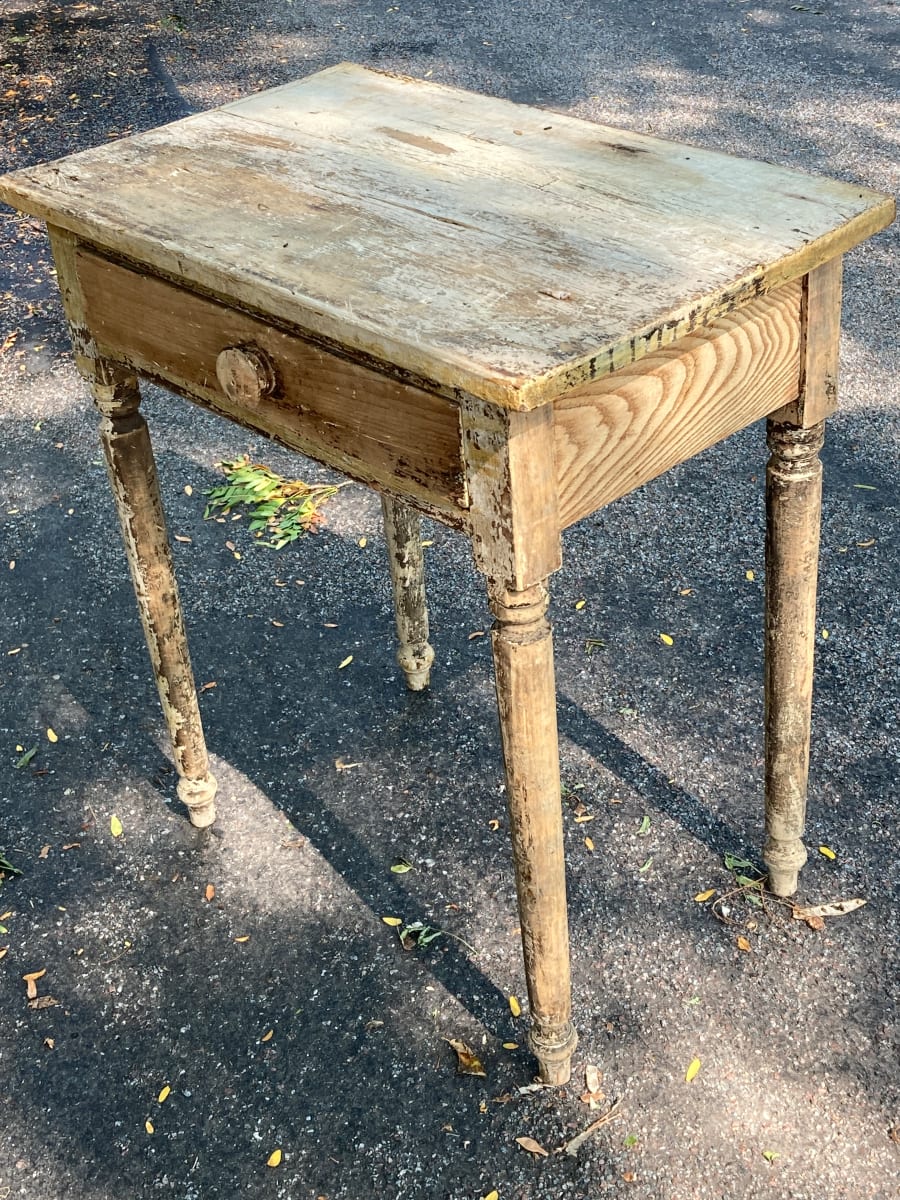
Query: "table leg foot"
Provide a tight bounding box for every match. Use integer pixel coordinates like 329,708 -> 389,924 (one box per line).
381,495 -> 434,690
529,1021 -> 578,1086
91,361 -> 215,824
178,773 -> 219,828
763,418 -> 825,897
489,580 -> 576,1087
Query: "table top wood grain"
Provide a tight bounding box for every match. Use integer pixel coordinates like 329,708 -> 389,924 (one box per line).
1,63 -> 892,408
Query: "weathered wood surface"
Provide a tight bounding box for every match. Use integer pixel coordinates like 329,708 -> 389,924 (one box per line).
380,496 -> 434,690
1,64 -> 892,408
74,247 -> 468,518
555,280 -> 802,526
462,399 -> 561,591
763,420 -> 825,896
772,257 -> 843,428
488,581 -> 577,1084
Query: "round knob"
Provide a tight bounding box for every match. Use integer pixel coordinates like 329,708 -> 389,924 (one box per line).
215,345 -> 276,405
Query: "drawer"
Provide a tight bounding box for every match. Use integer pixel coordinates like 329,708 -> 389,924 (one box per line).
74,247 -> 468,516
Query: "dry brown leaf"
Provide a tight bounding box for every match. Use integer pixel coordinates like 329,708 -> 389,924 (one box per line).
174,534 -> 192,543
579,1062 -> 605,1107
261,1029 -> 274,1043
43,1037 -> 55,1049
61,842 -> 80,851
38,845 -> 50,859
445,1037 -> 486,1077
199,681 -> 217,693
515,1135 -> 549,1157
204,884 -> 216,902
234,935 -> 250,944
694,888 -> 716,902
584,836 -> 595,852
736,936 -> 752,952
0,948 -> 7,961
28,995 -> 59,1009
792,898 -> 866,920
623,1171 -> 636,1182
23,968 -> 46,999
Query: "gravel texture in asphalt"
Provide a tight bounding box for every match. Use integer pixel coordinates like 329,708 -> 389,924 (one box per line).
0,2 -> 897,1198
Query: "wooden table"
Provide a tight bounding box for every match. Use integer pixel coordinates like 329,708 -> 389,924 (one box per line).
2,64 -> 892,1085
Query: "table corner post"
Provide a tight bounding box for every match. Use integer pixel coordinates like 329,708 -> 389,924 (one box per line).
47,226 -> 217,828
763,257 -> 840,895
462,395 -> 576,1083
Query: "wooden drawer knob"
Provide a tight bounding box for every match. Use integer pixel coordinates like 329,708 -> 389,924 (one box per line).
215,345 -> 276,404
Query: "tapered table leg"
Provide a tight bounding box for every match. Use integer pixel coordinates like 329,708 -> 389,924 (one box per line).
489,580 -> 577,1084
381,495 -> 434,691
764,418 -> 826,895
92,361 -> 217,827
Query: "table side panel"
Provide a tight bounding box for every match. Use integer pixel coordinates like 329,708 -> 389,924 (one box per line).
73,247 -> 468,516
555,280 -> 802,527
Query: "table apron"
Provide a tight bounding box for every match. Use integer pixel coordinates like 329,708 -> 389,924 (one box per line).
554,279 -> 803,527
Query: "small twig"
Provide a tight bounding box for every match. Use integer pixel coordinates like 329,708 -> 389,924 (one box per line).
560,1097 -> 623,1156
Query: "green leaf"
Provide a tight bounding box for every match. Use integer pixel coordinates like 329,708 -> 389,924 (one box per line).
623,1134 -> 639,1149
638,857 -> 653,873
762,1150 -> 780,1163
390,860 -> 413,874
0,853 -> 22,876
14,747 -> 37,769
724,853 -> 756,872
637,815 -> 651,836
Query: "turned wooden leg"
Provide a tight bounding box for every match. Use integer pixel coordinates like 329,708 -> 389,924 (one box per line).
93,362 -> 217,827
381,495 -> 434,691
764,418 -> 825,895
489,580 -> 577,1084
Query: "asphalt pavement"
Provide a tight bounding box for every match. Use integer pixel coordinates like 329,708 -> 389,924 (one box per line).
0,2 -> 898,1198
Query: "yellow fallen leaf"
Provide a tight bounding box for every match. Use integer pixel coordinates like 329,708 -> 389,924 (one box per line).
574,814 -> 595,824
204,884 -> 216,902
821,628 -> 829,640
381,916 -> 403,927
110,814 -> 123,838
694,889 -> 716,902
679,587 -> 693,595
516,1135 -> 549,1157
145,1120 -> 154,1134
745,570 -> 755,581
502,1042 -> 518,1050
46,727 -> 58,743
420,539 -> 434,547
261,1029 -> 274,1043
446,1037 -> 486,1077
685,1057 -> 701,1083
659,633 -> 674,646
184,485 -> 193,496
267,1149 -> 282,1168
157,1085 -> 170,1103
234,935 -> 250,943
574,599 -> 586,610
819,845 -> 836,861
509,995 -> 521,1017
488,818 -> 500,831
338,655 -> 353,669
584,836 -> 595,852
483,1192 -> 499,1200
358,537 -> 367,548
736,935 -> 752,952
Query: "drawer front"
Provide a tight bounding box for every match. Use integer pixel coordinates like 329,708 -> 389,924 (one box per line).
74,247 -> 467,515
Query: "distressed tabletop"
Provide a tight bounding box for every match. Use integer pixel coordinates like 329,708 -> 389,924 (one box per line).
0,63 -> 892,408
